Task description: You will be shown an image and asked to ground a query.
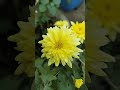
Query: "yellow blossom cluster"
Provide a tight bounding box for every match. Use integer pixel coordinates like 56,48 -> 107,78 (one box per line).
39,20 -> 85,68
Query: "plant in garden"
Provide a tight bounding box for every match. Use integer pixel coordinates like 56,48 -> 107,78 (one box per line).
38,26 -> 82,68
38,23 -> 84,68
36,20 -> 85,90
35,0 -> 61,24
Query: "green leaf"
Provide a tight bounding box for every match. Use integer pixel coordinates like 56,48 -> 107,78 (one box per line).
53,0 -> 61,7
47,4 -> 57,16
39,4 -> 47,12
35,58 -> 43,68
35,70 -> 43,90
40,0 -> 49,5
57,72 -> 75,90
79,50 -> 85,63
50,2 -> 55,6
35,58 -> 58,90
44,85 -> 53,90
41,15 -> 50,23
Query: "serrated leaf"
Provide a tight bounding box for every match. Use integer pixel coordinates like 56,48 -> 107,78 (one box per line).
35,58 -> 57,90
39,4 -> 47,12
53,0 -> 61,7
57,72 -> 75,90
35,58 -> 43,68
50,2 -> 55,6
44,84 -> 54,90
40,0 -> 49,5
41,15 -> 50,23
47,4 -> 57,16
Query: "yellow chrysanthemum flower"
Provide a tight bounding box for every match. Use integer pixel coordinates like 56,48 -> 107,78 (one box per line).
87,0 -> 120,41
54,20 -> 69,27
74,79 -> 83,88
38,26 -> 83,68
86,20 -> 115,82
8,6 -> 35,77
71,21 -> 85,42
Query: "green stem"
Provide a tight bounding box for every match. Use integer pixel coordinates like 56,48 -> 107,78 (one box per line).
78,58 -> 85,84
78,58 -> 85,66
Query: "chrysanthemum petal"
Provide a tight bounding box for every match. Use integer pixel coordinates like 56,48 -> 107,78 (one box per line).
39,25 -> 81,68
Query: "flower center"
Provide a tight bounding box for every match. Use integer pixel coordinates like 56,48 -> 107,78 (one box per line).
55,41 -> 63,49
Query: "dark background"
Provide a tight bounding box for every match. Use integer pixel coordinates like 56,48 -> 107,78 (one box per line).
0,0 -> 34,90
